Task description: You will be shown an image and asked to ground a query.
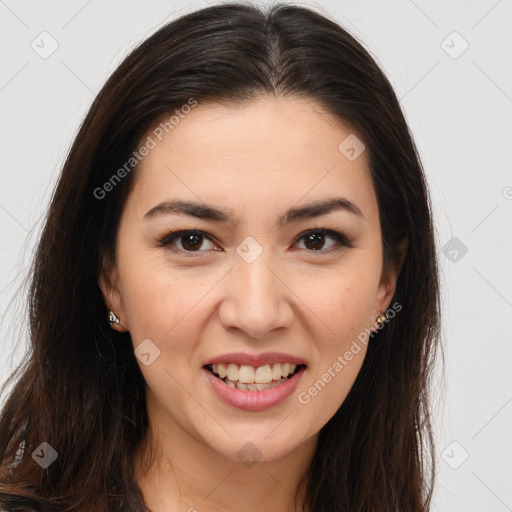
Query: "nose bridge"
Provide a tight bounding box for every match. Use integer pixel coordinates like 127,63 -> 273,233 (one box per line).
218,238 -> 293,338
235,245 -> 276,299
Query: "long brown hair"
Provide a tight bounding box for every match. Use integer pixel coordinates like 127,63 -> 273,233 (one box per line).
0,2 -> 440,511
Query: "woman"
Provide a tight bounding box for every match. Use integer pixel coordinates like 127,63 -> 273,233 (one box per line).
0,2 -> 440,511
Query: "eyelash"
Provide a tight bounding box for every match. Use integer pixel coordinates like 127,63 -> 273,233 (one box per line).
156,227 -> 353,256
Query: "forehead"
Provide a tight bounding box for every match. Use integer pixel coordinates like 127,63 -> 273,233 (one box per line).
144,95 -> 354,160
128,95 -> 377,223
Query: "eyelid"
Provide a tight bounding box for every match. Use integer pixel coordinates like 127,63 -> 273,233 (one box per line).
293,227 -> 353,250
156,227 -> 353,254
157,229 -> 217,251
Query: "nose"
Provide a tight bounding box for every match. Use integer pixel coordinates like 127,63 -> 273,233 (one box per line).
217,249 -> 294,339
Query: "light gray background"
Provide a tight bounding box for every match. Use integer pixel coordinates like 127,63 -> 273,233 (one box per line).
1,1 -> 511,510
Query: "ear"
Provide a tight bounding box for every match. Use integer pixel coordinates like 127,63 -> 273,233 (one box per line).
372,236 -> 408,320
98,253 -> 129,332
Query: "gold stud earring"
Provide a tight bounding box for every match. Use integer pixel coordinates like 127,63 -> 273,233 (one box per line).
376,313 -> 388,325
108,310 -> 120,325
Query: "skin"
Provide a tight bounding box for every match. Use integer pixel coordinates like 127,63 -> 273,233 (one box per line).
99,95 -> 405,512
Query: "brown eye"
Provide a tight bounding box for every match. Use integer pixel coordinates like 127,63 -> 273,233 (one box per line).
158,230 -> 217,253
157,228 -> 352,256
295,229 -> 352,252
179,233 -> 205,251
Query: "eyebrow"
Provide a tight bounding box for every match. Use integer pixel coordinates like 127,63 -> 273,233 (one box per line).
143,197 -> 364,225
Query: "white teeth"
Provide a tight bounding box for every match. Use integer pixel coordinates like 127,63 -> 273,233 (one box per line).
254,364 -> 273,384
226,363 -> 238,380
236,379 -> 288,391
210,362 -> 300,384
218,363 -> 227,378
256,380 -> 282,391
238,365 -> 255,384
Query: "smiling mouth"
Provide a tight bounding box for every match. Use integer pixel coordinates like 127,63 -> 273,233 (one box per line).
205,363 -> 305,391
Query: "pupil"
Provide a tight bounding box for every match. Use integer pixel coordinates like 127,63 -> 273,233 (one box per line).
182,234 -> 202,251
305,233 -> 324,251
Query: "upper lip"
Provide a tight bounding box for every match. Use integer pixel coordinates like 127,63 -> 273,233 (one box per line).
203,352 -> 307,368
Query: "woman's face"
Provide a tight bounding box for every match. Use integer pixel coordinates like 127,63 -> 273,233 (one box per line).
100,95 -> 399,464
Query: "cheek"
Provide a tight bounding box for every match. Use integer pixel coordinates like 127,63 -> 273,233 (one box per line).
297,345 -> 366,438
300,260 -> 378,396
297,277 -> 375,432
123,277 -> 200,348
117,248 -> 222,372
309,284 -> 373,385
305,262 -> 380,340
116,244 -> 186,341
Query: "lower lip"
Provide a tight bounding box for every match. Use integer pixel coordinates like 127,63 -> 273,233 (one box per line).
203,366 -> 306,411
